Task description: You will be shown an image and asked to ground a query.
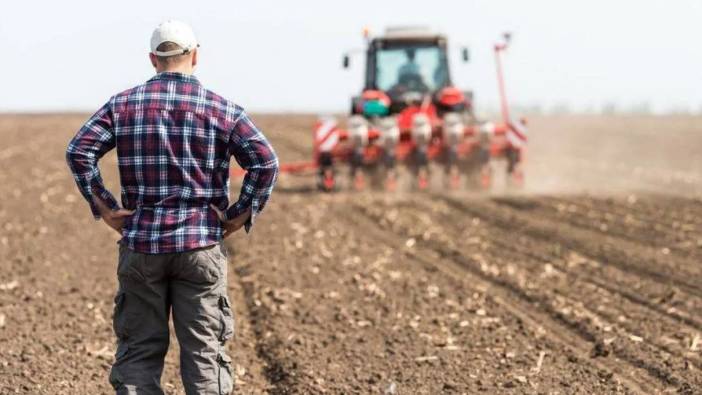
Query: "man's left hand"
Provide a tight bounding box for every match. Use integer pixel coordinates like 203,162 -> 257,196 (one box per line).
94,197 -> 135,235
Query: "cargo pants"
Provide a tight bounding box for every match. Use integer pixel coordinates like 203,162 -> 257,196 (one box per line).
109,244 -> 234,395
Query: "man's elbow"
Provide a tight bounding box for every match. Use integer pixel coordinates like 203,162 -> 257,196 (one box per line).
262,155 -> 280,186
259,150 -> 279,172
270,154 -> 280,172
270,155 -> 280,179
65,145 -> 77,168
65,142 -> 95,169
65,143 -> 86,172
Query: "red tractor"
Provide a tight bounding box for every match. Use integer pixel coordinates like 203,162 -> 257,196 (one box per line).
240,27 -> 527,191
314,27 -> 526,191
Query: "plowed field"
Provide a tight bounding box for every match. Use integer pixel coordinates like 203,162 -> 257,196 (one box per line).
0,114 -> 700,394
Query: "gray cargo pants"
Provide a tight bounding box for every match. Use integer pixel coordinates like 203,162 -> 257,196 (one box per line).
109,244 -> 234,395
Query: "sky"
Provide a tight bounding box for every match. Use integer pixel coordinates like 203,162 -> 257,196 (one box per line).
1,0 -> 701,114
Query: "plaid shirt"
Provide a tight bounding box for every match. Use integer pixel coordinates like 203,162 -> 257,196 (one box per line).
66,72 -> 278,253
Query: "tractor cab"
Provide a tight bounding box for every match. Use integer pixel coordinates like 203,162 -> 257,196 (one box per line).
347,27 -> 468,116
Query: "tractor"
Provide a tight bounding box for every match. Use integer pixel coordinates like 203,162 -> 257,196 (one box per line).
314,26 -> 526,191
233,27 -> 526,191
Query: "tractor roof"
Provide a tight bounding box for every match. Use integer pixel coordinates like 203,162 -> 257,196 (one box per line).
381,26 -> 445,41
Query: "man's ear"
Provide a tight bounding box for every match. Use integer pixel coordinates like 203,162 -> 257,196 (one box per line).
192,49 -> 198,68
149,53 -> 158,69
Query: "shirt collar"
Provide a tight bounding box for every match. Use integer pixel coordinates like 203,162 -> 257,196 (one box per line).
149,72 -> 200,85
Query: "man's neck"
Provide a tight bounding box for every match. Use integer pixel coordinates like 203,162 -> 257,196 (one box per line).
156,66 -> 193,74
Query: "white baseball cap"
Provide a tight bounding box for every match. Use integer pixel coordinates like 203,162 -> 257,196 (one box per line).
150,20 -> 199,57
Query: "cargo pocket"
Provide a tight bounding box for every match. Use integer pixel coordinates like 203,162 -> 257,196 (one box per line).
218,295 -> 234,342
206,245 -> 228,279
217,351 -> 234,395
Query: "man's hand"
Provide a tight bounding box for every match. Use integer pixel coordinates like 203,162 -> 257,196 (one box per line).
94,197 -> 135,235
210,205 -> 251,239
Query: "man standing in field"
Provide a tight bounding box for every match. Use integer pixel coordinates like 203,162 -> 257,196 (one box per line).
66,20 -> 278,394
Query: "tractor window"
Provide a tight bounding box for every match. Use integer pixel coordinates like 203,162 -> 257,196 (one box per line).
375,46 -> 447,93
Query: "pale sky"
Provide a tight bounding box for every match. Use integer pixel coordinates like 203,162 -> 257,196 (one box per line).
1,1 -> 701,114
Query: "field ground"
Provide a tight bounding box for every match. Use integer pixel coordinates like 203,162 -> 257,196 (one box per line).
0,114 -> 700,394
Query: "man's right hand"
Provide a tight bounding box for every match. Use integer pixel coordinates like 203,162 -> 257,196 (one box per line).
210,205 -> 251,239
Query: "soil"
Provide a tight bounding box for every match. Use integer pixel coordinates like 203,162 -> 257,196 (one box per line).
0,113 -> 700,394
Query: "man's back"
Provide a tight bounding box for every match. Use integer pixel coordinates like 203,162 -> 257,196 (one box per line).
67,72 -> 278,253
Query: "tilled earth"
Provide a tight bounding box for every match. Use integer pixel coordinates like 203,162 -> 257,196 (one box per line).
0,114 -> 700,394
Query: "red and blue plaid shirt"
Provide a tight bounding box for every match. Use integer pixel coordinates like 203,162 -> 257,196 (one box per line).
66,72 -> 278,254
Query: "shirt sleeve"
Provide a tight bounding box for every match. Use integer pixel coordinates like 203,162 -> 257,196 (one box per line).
65,100 -> 120,219
224,111 -> 279,232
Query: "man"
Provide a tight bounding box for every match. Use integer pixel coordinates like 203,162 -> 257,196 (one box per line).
66,20 -> 278,394
396,48 -> 428,92
398,48 -> 421,79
